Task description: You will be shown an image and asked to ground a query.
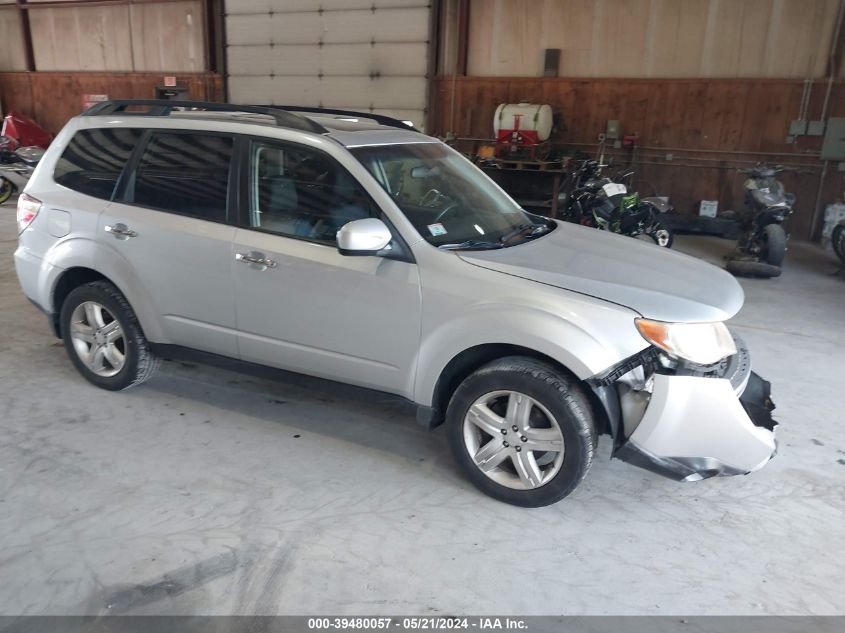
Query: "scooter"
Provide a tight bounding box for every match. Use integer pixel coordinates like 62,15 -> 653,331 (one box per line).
0,137 -> 44,204
725,165 -> 796,278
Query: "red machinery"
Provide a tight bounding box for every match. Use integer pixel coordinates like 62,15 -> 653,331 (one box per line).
493,102 -> 556,161
1,111 -> 52,150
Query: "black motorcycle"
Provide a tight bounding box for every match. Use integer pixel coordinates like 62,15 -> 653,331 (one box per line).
725,165 -> 795,278
560,160 -> 673,248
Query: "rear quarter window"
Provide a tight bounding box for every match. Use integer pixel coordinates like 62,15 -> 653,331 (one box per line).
53,128 -> 142,200
129,132 -> 233,223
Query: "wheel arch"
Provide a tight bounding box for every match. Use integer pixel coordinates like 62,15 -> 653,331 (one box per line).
421,343 -> 611,436
51,267 -> 109,336
50,264 -> 163,343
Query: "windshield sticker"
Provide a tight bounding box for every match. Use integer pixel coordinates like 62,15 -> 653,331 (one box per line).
427,223 -> 448,236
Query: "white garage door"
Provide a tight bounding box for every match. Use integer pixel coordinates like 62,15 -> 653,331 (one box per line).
225,0 -> 432,130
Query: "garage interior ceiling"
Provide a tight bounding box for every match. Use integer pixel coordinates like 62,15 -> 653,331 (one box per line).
225,0 -> 432,129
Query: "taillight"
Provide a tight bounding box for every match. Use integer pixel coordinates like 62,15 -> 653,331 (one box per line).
17,192 -> 42,233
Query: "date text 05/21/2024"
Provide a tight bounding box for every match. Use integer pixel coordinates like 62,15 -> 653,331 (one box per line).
307,617 -> 529,631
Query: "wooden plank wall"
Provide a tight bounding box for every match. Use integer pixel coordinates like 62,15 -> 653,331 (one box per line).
461,0 -> 843,79
0,72 -> 223,134
431,77 -> 845,241
0,0 -> 205,72
0,6 -> 27,71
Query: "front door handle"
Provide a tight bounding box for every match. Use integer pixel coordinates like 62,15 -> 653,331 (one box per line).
236,252 -> 278,269
104,223 -> 137,239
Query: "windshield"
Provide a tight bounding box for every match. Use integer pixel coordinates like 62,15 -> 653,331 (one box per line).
350,143 -> 551,248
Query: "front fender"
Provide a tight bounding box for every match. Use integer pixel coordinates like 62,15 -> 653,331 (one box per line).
413,298 -> 648,407
45,237 -> 166,343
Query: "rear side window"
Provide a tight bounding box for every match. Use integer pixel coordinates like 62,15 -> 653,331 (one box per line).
53,128 -> 142,200
130,132 -> 233,222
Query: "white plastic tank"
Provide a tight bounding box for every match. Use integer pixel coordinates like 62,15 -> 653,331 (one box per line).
493,102 -> 554,141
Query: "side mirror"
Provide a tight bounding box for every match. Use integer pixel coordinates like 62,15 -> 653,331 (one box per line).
337,218 -> 392,256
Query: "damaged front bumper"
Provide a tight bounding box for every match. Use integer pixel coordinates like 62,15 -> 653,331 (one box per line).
593,337 -> 778,481
616,371 -> 777,481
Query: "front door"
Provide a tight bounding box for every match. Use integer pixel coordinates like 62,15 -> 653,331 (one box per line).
232,139 -> 421,395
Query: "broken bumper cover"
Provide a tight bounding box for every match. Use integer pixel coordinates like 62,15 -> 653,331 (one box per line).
617,371 -> 777,481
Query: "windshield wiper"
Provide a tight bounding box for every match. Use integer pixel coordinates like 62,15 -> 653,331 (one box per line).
438,240 -> 504,251
499,221 -> 553,244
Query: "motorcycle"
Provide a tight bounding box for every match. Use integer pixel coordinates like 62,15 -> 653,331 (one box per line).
560,160 -> 674,247
725,165 -> 795,278
0,136 -> 44,204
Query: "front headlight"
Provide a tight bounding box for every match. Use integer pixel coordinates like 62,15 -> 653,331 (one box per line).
635,318 -> 737,365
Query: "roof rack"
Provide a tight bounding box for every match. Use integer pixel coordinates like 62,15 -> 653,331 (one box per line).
82,99 -> 327,134
255,105 -> 419,132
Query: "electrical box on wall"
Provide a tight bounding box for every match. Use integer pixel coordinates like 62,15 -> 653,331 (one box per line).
821,118 -> 845,160
807,121 -> 826,136
606,120 -> 620,140
789,120 -> 808,135
543,49 -> 560,77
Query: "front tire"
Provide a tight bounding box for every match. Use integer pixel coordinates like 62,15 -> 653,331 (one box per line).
446,357 -> 596,507
60,281 -> 160,390
761,223 -> 787,266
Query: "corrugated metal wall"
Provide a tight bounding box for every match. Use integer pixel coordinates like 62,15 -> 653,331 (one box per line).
225,0 -> 432,129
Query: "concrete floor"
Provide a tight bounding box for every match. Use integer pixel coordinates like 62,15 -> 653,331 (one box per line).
1,202 -> 844,616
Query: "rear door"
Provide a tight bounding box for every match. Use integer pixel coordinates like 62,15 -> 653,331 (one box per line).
99,130 -> 239,357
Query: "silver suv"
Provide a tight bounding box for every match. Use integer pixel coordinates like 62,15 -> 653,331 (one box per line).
14,100 -> 777,507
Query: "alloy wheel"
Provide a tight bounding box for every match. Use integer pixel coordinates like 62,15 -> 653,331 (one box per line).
462,390 -> 565,490
69,301 -> 126,377
636,224 -> 671,247
653,228 -> 671,247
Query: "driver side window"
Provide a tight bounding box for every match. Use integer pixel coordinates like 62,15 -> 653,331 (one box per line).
248,141 -> 375,244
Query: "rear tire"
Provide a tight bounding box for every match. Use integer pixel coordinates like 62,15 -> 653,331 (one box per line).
832,223 -> 845,265
726,259 -> 782,278
761,224 -> 787,266
446,357 -> 596,507
60,281 -> 160,390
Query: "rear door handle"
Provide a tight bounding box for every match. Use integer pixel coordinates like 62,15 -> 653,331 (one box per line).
104,223 -> 137,239
236,252 -> 278,269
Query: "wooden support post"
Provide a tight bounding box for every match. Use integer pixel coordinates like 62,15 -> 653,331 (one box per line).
456,0 -> 470,76
550,174 -> 561,219
827,0 -> 845,78
16,0 -> 36,72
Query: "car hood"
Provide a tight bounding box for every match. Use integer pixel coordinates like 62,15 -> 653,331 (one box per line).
458,222 -> 744,323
